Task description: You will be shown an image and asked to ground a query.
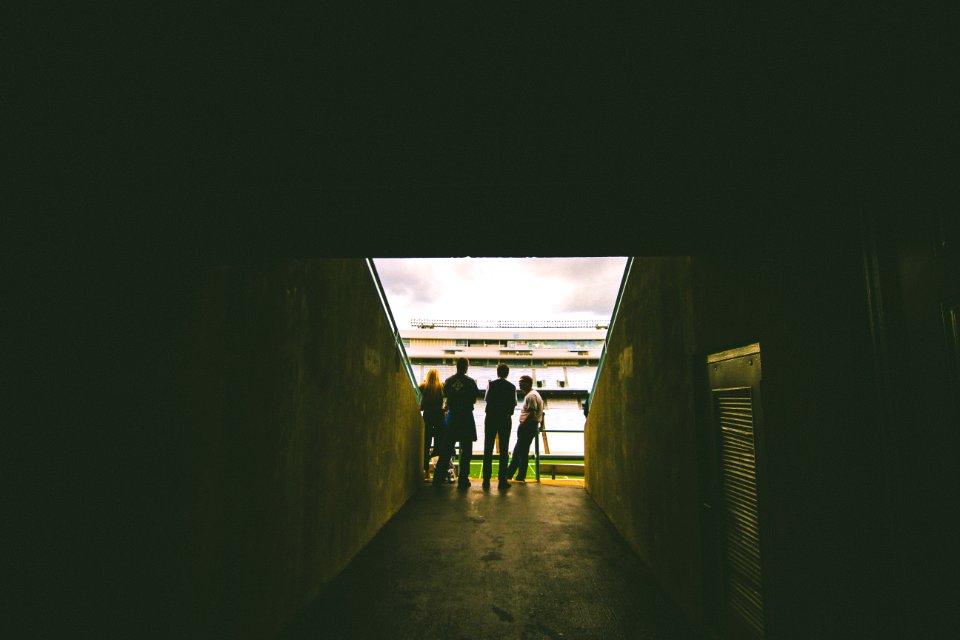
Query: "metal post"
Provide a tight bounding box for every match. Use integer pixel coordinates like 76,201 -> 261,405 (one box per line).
534,425 -> 540,481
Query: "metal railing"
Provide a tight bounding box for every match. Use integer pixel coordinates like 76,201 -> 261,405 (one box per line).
533,415 -> 585,482
588,257 -> 635,407
443,423 -> 585,483
365,258 -> 421,402
533,431 -> 585,482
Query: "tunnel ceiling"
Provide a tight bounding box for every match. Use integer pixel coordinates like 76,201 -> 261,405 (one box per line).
44,5 -> 918,262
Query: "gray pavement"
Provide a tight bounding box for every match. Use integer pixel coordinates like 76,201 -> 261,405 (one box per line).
279,482 -> 707,640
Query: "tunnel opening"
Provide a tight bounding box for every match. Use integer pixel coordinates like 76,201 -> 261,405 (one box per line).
370,257 -> 631,484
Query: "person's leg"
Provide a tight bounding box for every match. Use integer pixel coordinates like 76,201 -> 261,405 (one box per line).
482,416 -> 497,481
430,425 -> 440,458
512,421 -> 536,481
432,430 -> 453,486
428,415 -> 443,459
505,425 -> 524,479
423,419 -> 431,472
497,418 -> 512,483
457,438 -> 473,487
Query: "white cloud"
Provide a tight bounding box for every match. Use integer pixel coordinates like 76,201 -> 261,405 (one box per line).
373,257 -> 628,329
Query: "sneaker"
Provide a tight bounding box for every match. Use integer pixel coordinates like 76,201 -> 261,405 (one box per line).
458,480 -> 471,490
498,481 -> 510,490
482,479 -> 491,489
515,478 -> 526,484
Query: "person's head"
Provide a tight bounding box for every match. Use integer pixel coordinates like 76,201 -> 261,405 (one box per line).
424,368 -> 441,390
456,357 -> 469,373
496,363 -> 509,379
519,375 -> 533,392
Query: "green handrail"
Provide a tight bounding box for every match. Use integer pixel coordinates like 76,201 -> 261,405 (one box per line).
588,257 -> 634,408
365,258 -> 421,402
533,426 -> 585,481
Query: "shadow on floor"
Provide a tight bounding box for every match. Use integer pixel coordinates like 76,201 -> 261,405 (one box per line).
279,482 -> 707,639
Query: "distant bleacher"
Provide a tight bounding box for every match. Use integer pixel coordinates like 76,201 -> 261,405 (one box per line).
507,367 -> 534,386
566,368 -> 597,391
469,366 -> 499,389
533,366 -> 567,389
414,364 -> 596,394
544,398 -> 581,411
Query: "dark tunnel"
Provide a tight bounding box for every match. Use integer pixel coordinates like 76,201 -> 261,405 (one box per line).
10,5 -> 958,638
18,216 -> 959,638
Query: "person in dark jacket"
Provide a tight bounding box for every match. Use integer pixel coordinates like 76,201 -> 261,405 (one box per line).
481,363 -> 517,490
433,357 -> 479,490
419,368 -> 445,480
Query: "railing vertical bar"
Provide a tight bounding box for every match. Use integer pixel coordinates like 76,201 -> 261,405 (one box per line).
534,423 -> 541,481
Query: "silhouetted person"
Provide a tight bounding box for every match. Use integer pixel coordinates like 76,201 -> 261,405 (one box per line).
505,375 -> 544,483
433,357 -> 479,490
481,363 -> 517,490
419,368 -> 445,480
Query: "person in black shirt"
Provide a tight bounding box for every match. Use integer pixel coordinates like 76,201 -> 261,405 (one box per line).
433,357 -> 479,490
481,363 -> 517,490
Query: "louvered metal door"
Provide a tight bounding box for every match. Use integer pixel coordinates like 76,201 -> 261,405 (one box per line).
707,345 -> 766,639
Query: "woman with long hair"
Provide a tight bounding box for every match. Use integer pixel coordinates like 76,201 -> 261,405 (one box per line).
419,369 -> 445,480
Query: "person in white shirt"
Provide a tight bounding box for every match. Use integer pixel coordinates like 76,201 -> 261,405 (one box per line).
505,375 -> 544,483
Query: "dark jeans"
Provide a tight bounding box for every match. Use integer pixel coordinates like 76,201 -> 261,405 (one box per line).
423,411 -> 444,471
433,430 -> 473,485
506,420 -> 539,481
482,414 -> 512,481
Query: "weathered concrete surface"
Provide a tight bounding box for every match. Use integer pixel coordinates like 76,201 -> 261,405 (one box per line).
44,258 -> 424,638
26,248 -> 902,639
584,257 -> 702,622
169,259 -> 424,638
280,483 -> 706,640
586,248 -> 890,639
690,247 -> 888,639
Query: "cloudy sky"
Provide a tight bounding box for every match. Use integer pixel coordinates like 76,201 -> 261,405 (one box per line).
372,257 -> 629,329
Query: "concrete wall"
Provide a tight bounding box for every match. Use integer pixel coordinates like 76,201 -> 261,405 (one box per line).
586,246 -> 889,639
48,258 -> 423,638
175,259 -> 423,637
584,257 -> 701,619
871,207 -> 960,636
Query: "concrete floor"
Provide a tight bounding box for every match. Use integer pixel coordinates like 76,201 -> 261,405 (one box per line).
279,482 -> 707,639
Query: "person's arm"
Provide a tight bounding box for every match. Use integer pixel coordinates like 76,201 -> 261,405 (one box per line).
519,396 -> 537,428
